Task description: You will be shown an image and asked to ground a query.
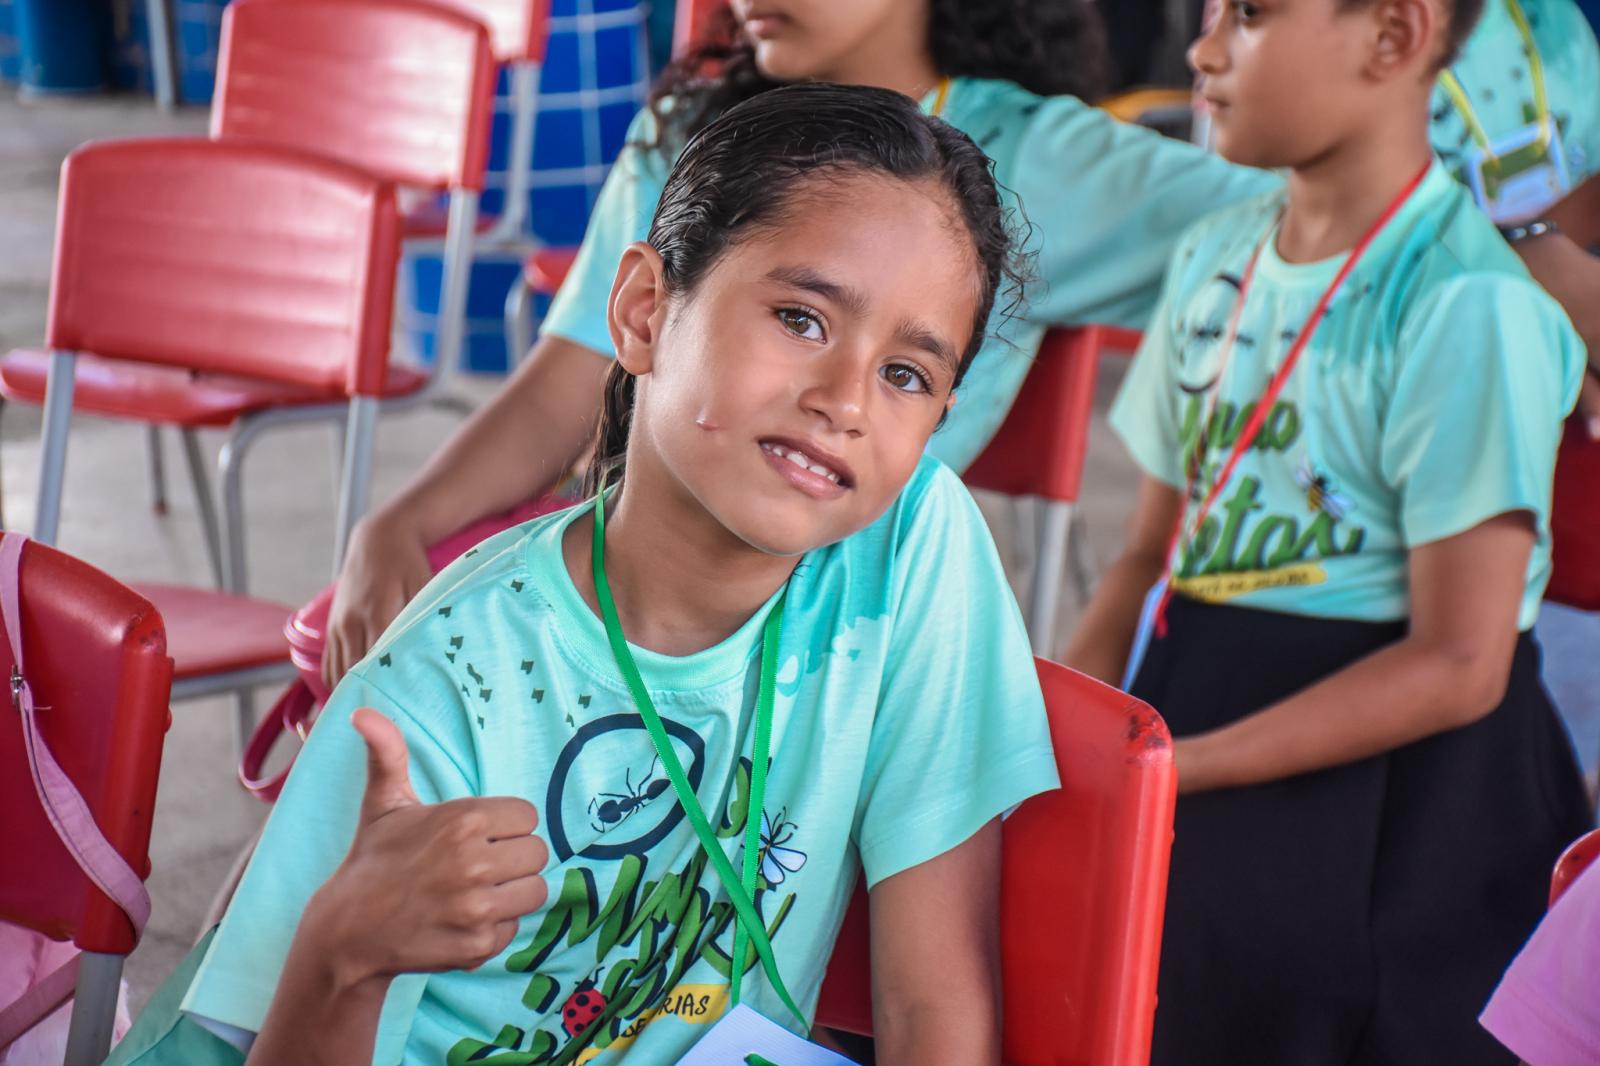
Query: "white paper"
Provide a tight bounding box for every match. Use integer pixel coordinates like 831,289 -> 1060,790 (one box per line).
675,1004 -> 859,1066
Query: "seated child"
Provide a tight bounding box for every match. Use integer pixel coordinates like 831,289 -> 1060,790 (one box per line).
112,83 -> 1056,1065
1062,0 -> 1594,1062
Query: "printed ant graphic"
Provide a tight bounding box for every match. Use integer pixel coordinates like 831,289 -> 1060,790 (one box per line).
588,756 -> 670,833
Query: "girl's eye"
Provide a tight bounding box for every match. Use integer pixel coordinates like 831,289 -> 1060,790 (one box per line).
881,363 -> 934,394
777,308 -> 824,341
1230,0 -> 1261,22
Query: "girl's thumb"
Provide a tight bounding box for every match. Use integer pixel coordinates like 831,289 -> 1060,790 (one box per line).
353,707 -> 420,821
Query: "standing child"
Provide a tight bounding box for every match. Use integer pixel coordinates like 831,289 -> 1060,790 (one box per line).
1063,0 -> 1594,1062
110,83 -> 1057,1066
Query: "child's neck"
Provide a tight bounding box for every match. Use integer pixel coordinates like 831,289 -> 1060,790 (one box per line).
565,479 -> 799,658
814,10 -> 941,103
1277,106 -> 1434,264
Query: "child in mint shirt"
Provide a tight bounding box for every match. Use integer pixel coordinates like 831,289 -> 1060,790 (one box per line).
1064,0 -> 1593,1062
110,84 -> 1057,1066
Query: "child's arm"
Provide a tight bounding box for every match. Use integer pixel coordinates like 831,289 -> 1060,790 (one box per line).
245,709 -> 549,1065
1062,475 -> 1184,681
324,334 -> 609,685
1174,512 -> 1534,793
866,819 -> 1003,1065
1509,222 -> 1600,433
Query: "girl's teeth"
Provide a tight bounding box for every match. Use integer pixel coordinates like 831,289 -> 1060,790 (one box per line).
766,442 -> 841,484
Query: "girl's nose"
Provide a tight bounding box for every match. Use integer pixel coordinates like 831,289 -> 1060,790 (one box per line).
799,359 -> 868,436
1188,4 -> 1229,78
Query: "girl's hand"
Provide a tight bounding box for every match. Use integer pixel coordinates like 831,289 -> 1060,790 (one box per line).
322,513 -> 434,690
305,709 -> 550,987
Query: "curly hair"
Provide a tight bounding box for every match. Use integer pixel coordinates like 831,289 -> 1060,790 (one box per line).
645,0 -> 1110,150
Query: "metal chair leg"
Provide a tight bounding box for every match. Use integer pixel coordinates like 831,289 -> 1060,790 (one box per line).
1067,510 -> 1096,606
1029,499 -> 1075,658
234,689 -> 258,757
180,429 -> 227,589
218,426 -> 252,597
504,275 -> 533,370
35,351 -> 78,546
145,0 -> 178,111
63,952 -> 125,1066
147,424 -> 169,515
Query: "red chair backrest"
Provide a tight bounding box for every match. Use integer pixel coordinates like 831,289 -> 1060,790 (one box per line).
814,659 -> 1177,1066
45,137 -> 401,397
0,541 -> 172,954
964,326 -> 1140,505
443,0 -> 549,62
1551,827 -> 1600,907
213,0 -> 497,192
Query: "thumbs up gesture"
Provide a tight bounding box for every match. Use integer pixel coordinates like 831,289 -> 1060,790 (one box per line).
305,708 -> 550,982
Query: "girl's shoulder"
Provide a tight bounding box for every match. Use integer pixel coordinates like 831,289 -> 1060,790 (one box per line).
363,510 -> 571,667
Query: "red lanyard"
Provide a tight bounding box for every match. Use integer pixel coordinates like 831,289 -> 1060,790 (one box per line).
1152,161 -> 1431,636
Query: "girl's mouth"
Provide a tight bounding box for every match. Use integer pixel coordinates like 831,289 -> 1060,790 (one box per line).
759,439 -> 852,499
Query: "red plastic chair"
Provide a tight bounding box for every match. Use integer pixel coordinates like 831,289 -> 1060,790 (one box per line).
0,539 -> 172,1064
1551,826 -> 1600,907
21,137 -> 401,745
0,0 -> 497,601
965,325 -> 1142,654
814,658 -> 1177,1065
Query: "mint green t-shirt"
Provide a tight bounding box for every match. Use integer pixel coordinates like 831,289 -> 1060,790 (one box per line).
1431,0 -> 1600,203
180,457 -> 1058,1064
1110,162 -> 1583,630
542,78 -> 1278,472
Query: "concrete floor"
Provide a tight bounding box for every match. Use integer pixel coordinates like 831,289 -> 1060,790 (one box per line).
4,91 -> 1595,1022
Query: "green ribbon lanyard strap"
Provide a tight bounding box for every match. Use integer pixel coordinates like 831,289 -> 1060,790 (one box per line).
590,491 -> 808,1030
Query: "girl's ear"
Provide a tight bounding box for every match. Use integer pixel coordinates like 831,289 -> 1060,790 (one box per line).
607,242 -> 670,376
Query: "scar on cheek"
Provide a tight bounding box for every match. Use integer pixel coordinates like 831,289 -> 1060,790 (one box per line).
694,414 -> 721,431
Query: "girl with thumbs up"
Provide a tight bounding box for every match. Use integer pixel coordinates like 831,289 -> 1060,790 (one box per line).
112,83 -> 1057,1066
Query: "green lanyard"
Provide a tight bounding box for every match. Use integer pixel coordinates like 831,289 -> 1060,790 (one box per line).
590,491 -> 807,1030
1438,0 -> 1549,154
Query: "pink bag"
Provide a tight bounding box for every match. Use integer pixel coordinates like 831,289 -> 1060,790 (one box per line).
0,534 -> 147,1060
240,498 -> 572,801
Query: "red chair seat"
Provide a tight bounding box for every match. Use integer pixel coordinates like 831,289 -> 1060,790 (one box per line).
133,583 -> 293,679
524,246 -> 580,295
0,349 -> 429,427
401,200 -> 500,238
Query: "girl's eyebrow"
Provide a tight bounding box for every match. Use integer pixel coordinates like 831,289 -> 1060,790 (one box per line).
765,265 -> 958,371
764,265 -> 869,317
893,316 -> 960,374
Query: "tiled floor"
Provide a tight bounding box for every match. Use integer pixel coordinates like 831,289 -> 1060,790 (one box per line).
2,90 -> 1594,1020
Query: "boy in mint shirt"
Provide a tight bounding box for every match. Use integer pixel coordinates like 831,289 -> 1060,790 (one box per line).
1064,0 -> 1593,1061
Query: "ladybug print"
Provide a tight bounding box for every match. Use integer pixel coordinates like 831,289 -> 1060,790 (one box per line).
561,978 -> 607,1038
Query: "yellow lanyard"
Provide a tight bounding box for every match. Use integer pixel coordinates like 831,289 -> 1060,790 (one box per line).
930,76 -> 951,118
1438,0 -> 1549,153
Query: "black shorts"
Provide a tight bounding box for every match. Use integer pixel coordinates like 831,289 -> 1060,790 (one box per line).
1134,595 -> 1593,1066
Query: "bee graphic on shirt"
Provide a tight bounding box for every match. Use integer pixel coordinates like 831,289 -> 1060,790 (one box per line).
1295,456 -> 1352,521
756,809 -> 808,887
587,756 -> 670,833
